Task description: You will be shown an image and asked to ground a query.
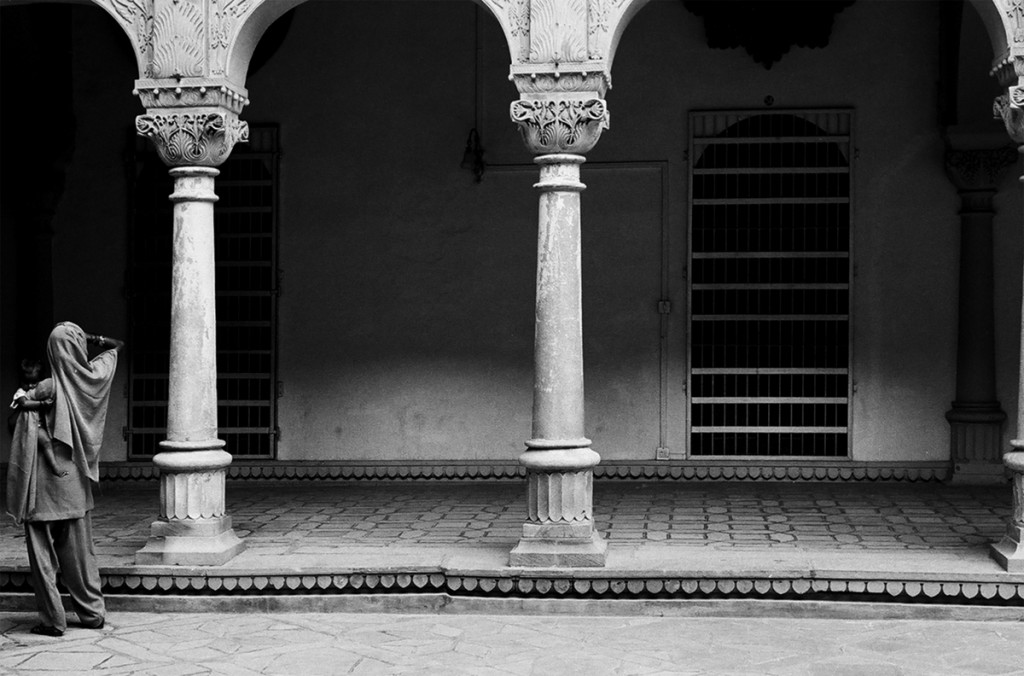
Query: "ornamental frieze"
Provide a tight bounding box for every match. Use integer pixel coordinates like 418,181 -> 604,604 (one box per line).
135,83 -> 249,114
512,71 -> 610,96
135,111 -> 249,167
510,97 -> 609,154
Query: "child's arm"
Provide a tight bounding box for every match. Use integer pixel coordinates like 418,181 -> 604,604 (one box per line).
13,395 -> 49,411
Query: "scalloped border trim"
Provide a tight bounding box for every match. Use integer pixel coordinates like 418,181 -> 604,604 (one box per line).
93,462 -> 950,482
0,571 -> 1018,605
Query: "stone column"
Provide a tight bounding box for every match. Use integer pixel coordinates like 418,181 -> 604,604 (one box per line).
508,77 -> 610,567
944,138 -> 1017,483
132,101 -> 249,565
991,87 -> 1024,572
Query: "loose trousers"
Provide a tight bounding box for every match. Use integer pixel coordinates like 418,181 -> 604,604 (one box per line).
25,513 -> 105,631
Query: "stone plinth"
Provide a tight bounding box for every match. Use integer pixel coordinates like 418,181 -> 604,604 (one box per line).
511,448 -> 606,567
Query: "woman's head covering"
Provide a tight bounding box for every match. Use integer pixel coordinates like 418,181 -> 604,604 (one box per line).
46,322 -> 118,482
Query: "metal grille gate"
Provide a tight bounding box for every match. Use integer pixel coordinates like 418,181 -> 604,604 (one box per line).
688,111 -> 852,457
127,126 -> 279,459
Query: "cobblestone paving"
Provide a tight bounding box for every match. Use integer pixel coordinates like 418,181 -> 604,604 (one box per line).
0,482 -> 1011,567
1,610 -> 1023,675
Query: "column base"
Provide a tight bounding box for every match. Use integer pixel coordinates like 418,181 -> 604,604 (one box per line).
510,531 -> 607,568
511,449 -> 607,567
135,448 -> 246,566
135,515 -> 246,566
990,524 -> 1024,573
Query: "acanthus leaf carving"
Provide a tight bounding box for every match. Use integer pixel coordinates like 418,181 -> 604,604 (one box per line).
529,0 -> 588,64
511,97 -> 609,154
152,0 -> 205,78
136,111 -> 249,167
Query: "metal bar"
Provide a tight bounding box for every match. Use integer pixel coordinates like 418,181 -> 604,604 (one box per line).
692,397 -> 848,404
692,283 -> 849,290
693,314 -> 848,321
693,167 -> 849,175
693,252 -> 849,259
693,197 -> 849,205
692,427 -> 848,433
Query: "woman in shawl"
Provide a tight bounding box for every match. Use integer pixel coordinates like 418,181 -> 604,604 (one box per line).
7,322 -> 123,637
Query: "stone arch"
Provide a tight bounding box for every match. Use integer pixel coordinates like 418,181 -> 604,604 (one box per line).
608,0 -> 1019,80
604,0 -> 654,71
967,0 -> 1021,76
229,0 -> 516,87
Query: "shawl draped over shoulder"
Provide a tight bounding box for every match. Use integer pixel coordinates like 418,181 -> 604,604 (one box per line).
45,322 -> 118,483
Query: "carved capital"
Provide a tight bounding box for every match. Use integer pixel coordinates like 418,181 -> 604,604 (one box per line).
511,97 -> 609,155
995,93 -> 1024,145
136,110 -> 249,167
945,146 -> 1019,191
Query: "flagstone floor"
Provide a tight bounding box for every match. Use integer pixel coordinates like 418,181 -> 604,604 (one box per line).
0,480 -> 1012,568
1,610 -> 1023,675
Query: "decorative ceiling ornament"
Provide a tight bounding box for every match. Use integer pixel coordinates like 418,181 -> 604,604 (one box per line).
683,0 -> 855,69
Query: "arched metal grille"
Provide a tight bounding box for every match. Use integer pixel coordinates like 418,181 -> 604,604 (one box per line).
688,111 -> 852,457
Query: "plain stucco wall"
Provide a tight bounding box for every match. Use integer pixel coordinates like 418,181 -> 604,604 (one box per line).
3,0 -> 1020,467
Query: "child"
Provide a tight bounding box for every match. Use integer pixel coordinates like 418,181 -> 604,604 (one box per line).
10,359 -> 65,478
